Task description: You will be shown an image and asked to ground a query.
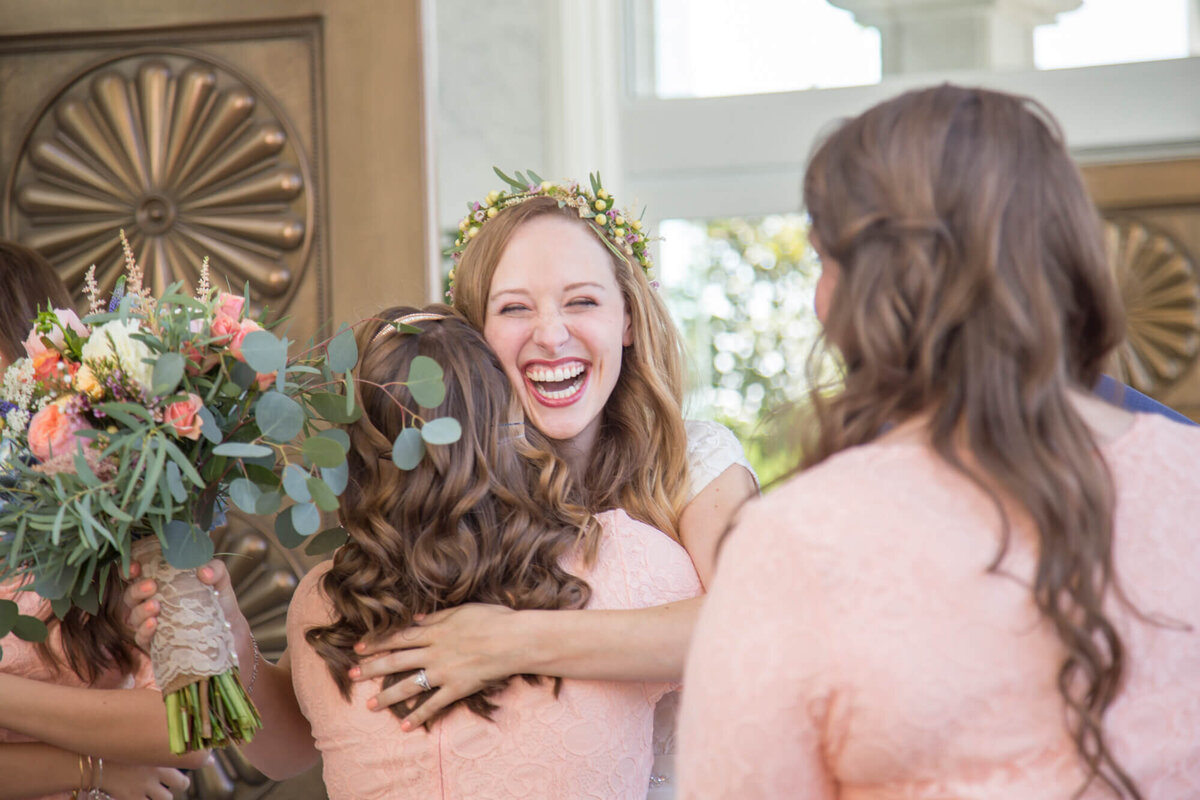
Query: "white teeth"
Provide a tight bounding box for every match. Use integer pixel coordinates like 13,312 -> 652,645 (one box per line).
538,375 -> 585,399
524,362 -> 586,382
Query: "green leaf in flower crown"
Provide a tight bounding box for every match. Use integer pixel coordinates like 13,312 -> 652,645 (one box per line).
33,568 -> 73,600
302,436 -> 347,469
321,462 -> 349,496
255,489 -> 282,516
407,356 -> 446,408
230,477 -> 262,514
197,405 -> 222,444
0,599 -> 17,638
282,464 -> 312,503
152,352 -> 185,396
327,326 -> 358,374
274,509 -> 305,549
309,392 -> 361,424
256,391 -> 305,442
305,526 -> 350,556
291,501 -> 321,536
392,427 -> 425,470
421,417 -> 463,445
163,521 -> 215,569
12,614 -> 48,643
306,477 -> 340,512
213,442 -> 273,459
49,597 -> 70,620
241,330 -> 287,375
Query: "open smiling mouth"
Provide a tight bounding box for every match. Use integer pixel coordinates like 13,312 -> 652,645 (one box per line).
524,361 -> 589,403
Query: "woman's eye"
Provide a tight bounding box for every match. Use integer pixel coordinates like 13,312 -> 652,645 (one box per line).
498,303 -> 529,314
568,298 -> 598,308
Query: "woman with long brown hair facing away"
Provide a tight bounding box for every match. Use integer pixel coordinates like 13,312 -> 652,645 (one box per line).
0,241 -> 200,800
679,84 -> 1200,798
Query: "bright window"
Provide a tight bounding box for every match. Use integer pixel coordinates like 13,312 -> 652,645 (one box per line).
1035,0 -> 1190,70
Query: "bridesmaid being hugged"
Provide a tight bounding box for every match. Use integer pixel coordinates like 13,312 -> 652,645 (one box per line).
680,85 -> 1200,798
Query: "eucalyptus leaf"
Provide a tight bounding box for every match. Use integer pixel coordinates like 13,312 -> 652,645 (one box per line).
274,510 -> 306,549
255,490 -> 282,516
197,405 -> 222,444
73,448 -> 100,488
421,417 -> 463,445
12,615 -> 48,643
320,462 -> 349,496
256,391 -> 305,442
306,477 -> 340,512
282,464 -> 312,503
230,477 -> 262,514
152,352 -> 185,396
317,428 -> 351,452
213,442 -> 273,459
309,392 -> 359,423
240,330 -> 287,375
0,599 -> 17,638
49,597 -> 71,620
163,520 -> 215,569
327,327 -> 358,374
302,436 -> 347,468
407,356 -> 446,408
291,502 -> 321,536
165,461 -> 187,503
392,427 -> 425,470
304,526 -> 350,556
229,360 -> 258,390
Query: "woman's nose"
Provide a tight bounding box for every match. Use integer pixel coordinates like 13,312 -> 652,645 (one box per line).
531,312 -> 570,351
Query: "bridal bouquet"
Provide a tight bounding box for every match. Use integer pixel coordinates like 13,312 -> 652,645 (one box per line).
0,234 -> 370,753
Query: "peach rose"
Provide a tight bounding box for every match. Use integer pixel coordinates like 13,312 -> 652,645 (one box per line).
31,349 -> 62,382
215,292 -> 246,321
164,393 -> 205,441
210,313 -> 241,344
28,399 -> 91,461
255,371 -> 276,391
229,319 -> 263,362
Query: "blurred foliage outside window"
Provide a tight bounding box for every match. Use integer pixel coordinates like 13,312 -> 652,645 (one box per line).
659,215 -> 828,484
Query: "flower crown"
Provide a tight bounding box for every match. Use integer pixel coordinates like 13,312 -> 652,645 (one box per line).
446,168 -> 654,296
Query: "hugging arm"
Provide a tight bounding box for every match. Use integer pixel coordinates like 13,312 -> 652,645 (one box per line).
0,742 -> 192,800
353,464 -> 758,729
124,559 -> 320,781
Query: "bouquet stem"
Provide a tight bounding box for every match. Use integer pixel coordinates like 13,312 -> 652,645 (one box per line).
131,538 -> 262,753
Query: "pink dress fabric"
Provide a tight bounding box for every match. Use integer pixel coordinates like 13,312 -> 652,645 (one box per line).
287,508 -> 703,799
0,579 -> 157,800
679,413 -> 1200,799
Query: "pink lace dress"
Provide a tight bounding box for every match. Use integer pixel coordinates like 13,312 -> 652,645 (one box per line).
680,413 -> 1200,799
0,580 -> 157,800
287,509 -> 703,799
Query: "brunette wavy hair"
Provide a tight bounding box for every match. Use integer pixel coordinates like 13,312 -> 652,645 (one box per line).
0,239 -> 140,684
452,196 -> 690,539
802,85 -> 1137,797
305,306 -> 597,722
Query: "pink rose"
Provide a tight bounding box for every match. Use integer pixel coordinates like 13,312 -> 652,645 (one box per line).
23,308 -> 88,359
164,393 -> 205,441
215,292 -> 246,321
210,313 -> 241,344
28,400 -> 92,461
229,319 -> 263,362
255,371 -> 276,391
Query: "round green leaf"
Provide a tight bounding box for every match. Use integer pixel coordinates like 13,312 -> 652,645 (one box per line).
32,570 -> 74,601
213,442 -> 273,459
421,417 -> 463,445
256,391 -> 305,442
240,329 -> 286,375
407,356 -> 446,408
166,461 -> 187,503
317,428 -> 351,452
309,392 -> 360,424
302,436 -> 347,468
255,489 -> 282,516
274,510 -> 305,549
0,599 -> 17,638
306,476 -> 340,512
327,327 -> 359,374
197,405 -> 222,444
291,501 -> 321,536
282,464 -> 312,503
229,477 -> 262,514
12,614 -> 48,643
162,521 -> 215,569
304,526 -> 349,556
151,352 -> 185,396
392,427 -> 425,470
321,462 -> 349,496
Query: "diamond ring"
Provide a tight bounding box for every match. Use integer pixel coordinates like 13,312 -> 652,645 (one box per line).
414,669 -> 432,692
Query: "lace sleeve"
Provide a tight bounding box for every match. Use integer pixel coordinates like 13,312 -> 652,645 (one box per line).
684,420 -> 758,503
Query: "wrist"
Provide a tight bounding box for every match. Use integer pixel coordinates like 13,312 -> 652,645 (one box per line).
513,608 -> 559,675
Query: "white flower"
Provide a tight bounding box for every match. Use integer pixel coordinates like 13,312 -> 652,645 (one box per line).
83,320 -> 155,393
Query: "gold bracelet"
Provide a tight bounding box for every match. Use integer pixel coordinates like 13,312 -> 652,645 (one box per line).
74,752 -> 87,798
93,756 -> 103,794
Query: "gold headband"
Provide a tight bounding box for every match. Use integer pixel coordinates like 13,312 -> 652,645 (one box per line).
370,312 -> 447,345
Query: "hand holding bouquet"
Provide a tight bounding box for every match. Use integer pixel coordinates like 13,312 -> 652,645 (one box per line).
0,234 -> 377,753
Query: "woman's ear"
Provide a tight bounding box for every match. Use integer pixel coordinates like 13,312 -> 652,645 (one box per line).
622,310 -> 633,347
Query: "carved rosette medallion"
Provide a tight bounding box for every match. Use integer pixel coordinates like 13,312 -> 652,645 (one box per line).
1104,220 -> 1200,395
4,51 -> 312,309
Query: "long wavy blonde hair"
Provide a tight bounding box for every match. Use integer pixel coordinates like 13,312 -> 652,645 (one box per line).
803,85 -> 1136,797
305,306 -> 598,722
453,196 -> 690,540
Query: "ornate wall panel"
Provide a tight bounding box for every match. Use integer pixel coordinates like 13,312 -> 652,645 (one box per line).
1085,158 -> 1200,421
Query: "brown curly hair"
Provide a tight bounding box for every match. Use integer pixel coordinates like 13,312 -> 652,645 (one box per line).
803,85 -> 1137,797
452,196 -> 690,540
304,306 -> 598,723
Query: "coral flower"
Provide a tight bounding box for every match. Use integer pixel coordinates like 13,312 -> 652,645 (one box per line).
28,398 -> 92,462
164,393 -> 205,441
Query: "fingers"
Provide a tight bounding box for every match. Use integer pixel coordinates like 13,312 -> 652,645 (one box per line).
398,687 -> 457,731
354,626 -> 431,657
159,766 -> 191,791
350,647 -> 429,682
367,670 -> 435,712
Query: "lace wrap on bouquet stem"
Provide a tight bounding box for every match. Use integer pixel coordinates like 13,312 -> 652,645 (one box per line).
131,536 -> 261,752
